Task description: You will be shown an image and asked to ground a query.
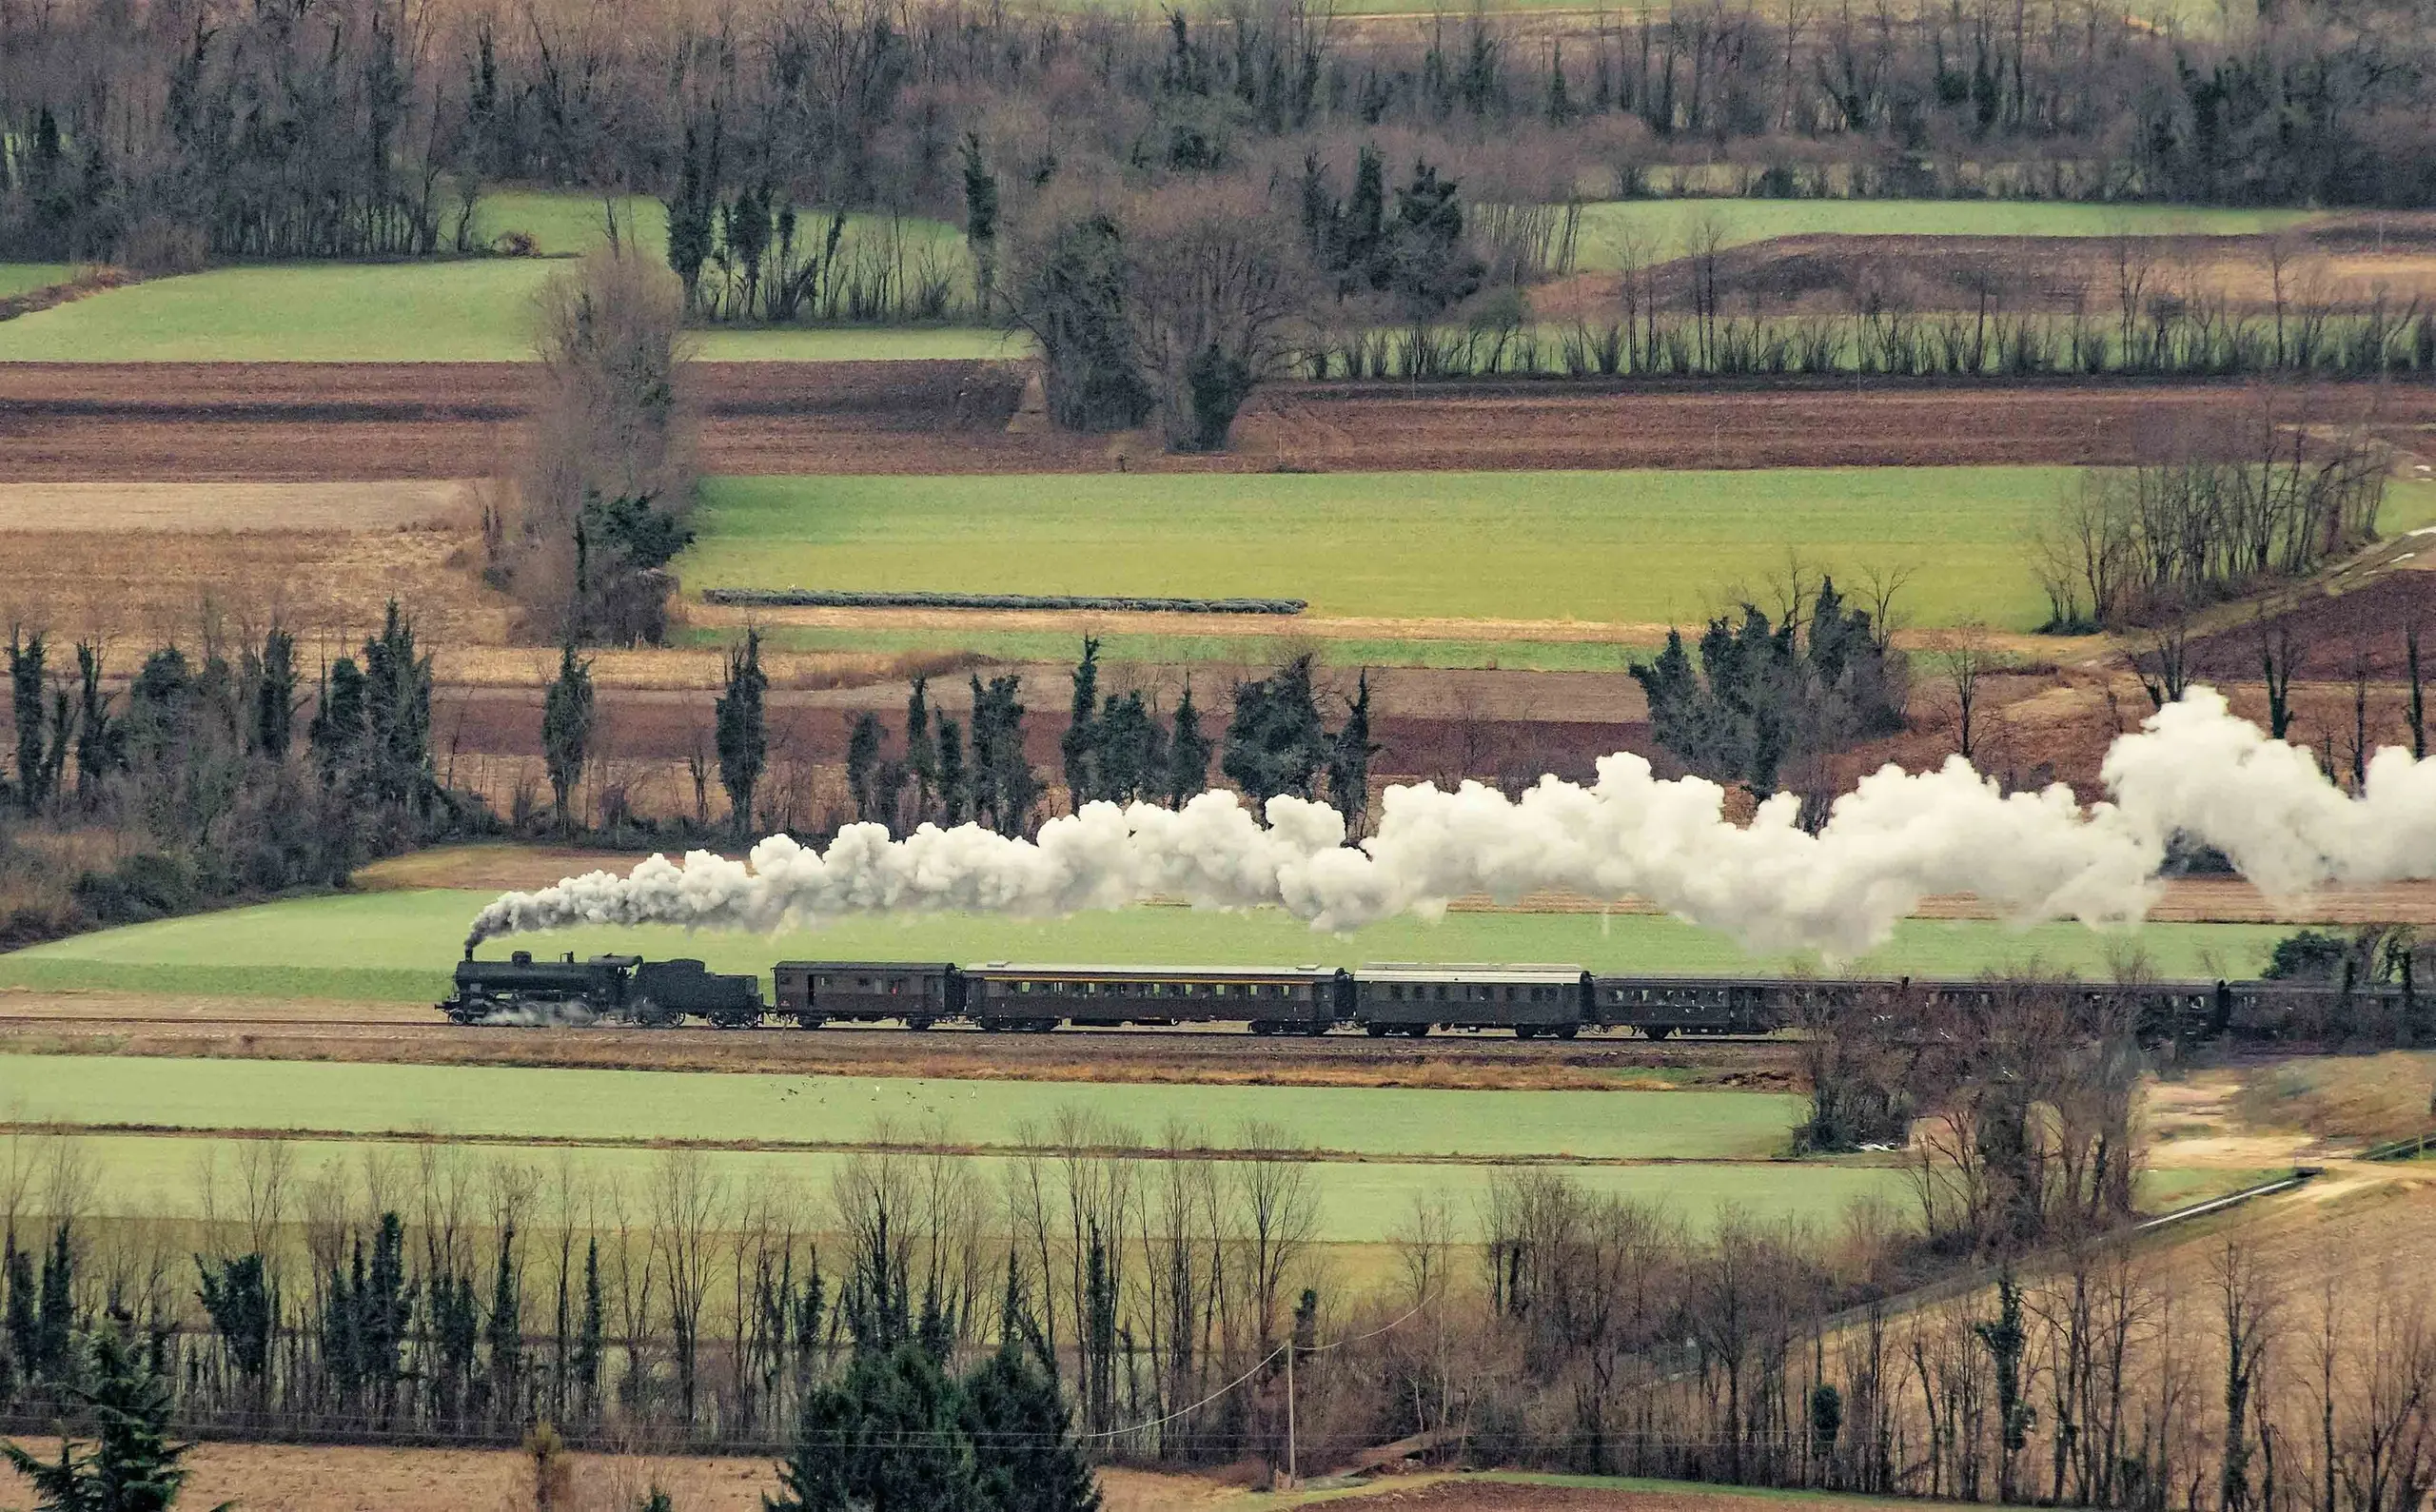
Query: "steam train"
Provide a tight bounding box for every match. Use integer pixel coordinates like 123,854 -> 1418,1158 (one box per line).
440,949 -> 2417,1042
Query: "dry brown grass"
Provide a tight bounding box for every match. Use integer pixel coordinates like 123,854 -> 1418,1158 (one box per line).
2233,1050 -> 2436,1145
0,1439 -> 1237,1512
0,523 -> 510,648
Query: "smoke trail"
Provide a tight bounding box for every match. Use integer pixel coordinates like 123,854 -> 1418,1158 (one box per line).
464,688 -> 2436,960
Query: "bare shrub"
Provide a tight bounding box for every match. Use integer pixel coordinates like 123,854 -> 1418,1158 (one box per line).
498,249 -> 697,646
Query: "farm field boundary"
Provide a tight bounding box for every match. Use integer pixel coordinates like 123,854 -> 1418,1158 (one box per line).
10,365 -> 2432,481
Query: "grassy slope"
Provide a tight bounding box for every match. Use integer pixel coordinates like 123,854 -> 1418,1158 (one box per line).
0,260 -> 1015,362
0,189 -> 999,362
687,468 -> 2080,629
1572,200 -> 2318,265
0,888 -> 2286,1002
0,264 -> 74,298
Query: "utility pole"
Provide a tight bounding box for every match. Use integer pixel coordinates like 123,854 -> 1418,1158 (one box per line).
1285,1340 -> 1298,1488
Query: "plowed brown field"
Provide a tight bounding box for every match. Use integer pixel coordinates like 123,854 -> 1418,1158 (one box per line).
10,363 -> 2428,480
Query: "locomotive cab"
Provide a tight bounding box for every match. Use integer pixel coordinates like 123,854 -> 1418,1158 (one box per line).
441,952 -> 642,1024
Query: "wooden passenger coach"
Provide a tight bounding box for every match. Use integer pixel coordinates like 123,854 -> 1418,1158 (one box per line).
959,964 -> 1349,1033
1356,963 -> 1593,1036
773,960 -> 960,1028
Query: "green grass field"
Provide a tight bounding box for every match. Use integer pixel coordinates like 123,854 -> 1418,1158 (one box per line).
47,1132 -> 1902,1241
8,1051 -> 1911,1242
687,468 -> 2082,629
1572,199 -> 2317,266
0,263 -> 74,299
0,259 -> 1016,362
0,189 -> 993,361
0,888 -> 2286,1003
5,1054 -> 1804,1161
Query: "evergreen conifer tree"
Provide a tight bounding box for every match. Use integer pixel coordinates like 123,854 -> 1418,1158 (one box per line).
1062,638 -> 1101,810
2,1311 -> 217,1512
717,628 -> 769,837
542,636 -> 596,838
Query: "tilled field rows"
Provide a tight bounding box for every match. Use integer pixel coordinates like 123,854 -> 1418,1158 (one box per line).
8,363 -> 2426,480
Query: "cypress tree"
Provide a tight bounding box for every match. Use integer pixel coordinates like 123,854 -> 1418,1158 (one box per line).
541,637 -> 596,838
905,677 -> 937,826
936,716 -> 968,826
1093,690 -> 1144,803
1166,681 -> 1212,808
967,676 -> 1000,834
359,600 -> 435,818
35,1222 -> 72,1382
486,1225 -> 523,1424
716,628 -> 769,838
251,626 -> 299,757
195,1253 -> 275,1392
10,629 -> 47,814
1062,638 -> 1101,811
847,712 -> 884,823
573,1238 -> 604,1420
309,655 -> 367,780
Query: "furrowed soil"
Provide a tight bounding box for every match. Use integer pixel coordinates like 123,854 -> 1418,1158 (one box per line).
10,363 -> 2431,479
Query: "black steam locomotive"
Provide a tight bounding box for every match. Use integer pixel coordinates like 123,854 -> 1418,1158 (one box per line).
441,949 -> 2412,1041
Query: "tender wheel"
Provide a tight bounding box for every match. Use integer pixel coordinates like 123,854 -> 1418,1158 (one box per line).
1514,1025 -> 1540,1040
1555,1025 -> 1580,1040
1365,1023 -> 1392,1036
1642,1024 -> 1673,1040
905,1016 -> 935,1032
792,1014 -> 826,1031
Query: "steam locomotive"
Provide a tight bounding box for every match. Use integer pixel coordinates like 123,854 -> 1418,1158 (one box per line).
440,949 -> 2413,1041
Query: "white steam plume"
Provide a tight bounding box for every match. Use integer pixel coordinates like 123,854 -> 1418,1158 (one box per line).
465,688 -> 2436,960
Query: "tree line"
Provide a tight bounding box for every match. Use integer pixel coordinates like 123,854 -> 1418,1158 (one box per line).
9,0 -> 2435,272
542,635 -> 1379,847
0,604 -> 483,950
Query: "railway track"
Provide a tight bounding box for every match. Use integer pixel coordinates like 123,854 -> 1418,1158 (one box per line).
0,1010 -> 1782,1044
0,1005 -> 1802,1089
